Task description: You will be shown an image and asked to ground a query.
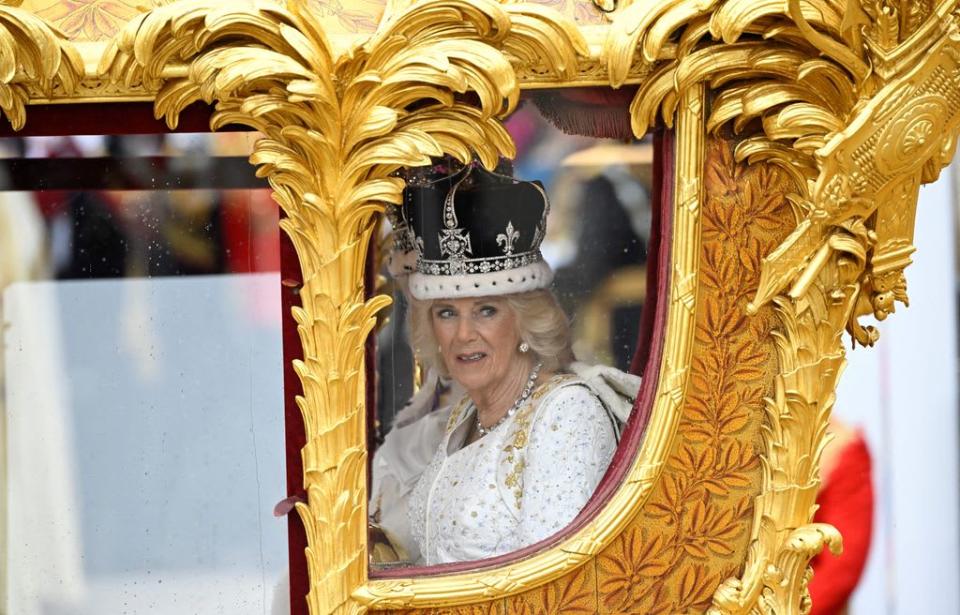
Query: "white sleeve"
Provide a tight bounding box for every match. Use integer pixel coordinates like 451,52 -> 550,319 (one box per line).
518,385 -> 617,546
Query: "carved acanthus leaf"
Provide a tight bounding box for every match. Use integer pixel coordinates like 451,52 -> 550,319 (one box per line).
608,0 -> 960,340
0,4 -> 83,129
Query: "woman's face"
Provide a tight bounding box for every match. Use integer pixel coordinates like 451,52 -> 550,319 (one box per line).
430,296 -> 524,395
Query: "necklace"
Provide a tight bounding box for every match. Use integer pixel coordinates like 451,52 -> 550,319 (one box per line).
476,361 -> 543,437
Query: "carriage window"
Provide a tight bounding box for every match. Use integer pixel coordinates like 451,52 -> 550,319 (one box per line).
0,134 -> 290,613
370,90 -> 661,571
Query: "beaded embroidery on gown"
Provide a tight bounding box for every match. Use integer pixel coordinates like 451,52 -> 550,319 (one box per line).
407,374 -> 617,565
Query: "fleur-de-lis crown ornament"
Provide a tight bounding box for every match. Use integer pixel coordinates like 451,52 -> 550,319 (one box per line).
403,163 -> 552,300
497,221 -> 520,255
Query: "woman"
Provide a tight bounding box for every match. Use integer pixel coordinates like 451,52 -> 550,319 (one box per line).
398,166 -> 631,565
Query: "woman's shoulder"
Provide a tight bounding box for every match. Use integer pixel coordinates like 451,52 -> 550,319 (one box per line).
521,375 -> 612,435
491,373 -> 618,510
534,374 -> 605,411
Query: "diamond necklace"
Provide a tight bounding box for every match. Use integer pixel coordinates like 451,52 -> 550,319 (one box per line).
475,361 -> 543,437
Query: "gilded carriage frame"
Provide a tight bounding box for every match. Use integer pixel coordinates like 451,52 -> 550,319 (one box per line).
4,0 -> 960,613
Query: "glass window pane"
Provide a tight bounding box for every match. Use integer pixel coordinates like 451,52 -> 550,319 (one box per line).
1,133 -> 290,614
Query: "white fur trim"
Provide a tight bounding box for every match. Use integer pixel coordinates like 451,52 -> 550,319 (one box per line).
409,260 -> 554,300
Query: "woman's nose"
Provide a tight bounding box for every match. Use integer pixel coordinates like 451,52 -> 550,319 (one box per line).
455,317 -> 477,341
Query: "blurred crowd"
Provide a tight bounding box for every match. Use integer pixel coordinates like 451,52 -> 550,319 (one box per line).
0,133 -> 279,293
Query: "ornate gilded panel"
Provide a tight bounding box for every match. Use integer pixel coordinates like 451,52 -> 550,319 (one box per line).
593,137 -> 795,614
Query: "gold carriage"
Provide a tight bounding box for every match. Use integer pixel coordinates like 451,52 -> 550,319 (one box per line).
0,0 -> 951,613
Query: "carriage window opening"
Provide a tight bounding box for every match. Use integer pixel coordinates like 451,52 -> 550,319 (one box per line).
370,95 -> 659,572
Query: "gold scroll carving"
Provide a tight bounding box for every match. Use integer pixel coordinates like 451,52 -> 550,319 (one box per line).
0,2 -> 82,128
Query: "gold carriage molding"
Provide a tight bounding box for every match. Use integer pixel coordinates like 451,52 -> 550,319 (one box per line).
5,0 -> 960,613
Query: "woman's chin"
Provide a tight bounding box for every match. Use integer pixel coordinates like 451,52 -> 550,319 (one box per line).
449,363 -> 492,392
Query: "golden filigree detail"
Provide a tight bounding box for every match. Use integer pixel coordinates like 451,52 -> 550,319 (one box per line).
746,23 -> 960,345
608,0 -> 864,185
592,136 -> 792,614
860,0 -> 937,50
707,214 -> 864,613
603,0 -> 960,340
5,4 -> 663,102
0,2 -> 83,128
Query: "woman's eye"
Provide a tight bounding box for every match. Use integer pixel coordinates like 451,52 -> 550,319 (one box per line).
435,308 -> 455,319
478,306 -> 498,317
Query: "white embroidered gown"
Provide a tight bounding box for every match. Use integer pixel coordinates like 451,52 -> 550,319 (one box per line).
407,375 -> 617,565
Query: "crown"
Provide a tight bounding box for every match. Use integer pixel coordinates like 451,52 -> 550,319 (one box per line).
404,165 -> 553,300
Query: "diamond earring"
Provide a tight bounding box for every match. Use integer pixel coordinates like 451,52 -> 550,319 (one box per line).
519,341 -> 530,353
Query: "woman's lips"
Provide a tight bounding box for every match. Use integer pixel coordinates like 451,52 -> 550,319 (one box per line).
456,352 -> 487,363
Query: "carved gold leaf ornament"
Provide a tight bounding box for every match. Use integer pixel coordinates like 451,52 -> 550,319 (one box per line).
0,1 -> 82,128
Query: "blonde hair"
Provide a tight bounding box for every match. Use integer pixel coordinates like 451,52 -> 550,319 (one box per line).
410,289 -> 574,377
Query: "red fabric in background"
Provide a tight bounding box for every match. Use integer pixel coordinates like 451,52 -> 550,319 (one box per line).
0,102 -> 230,137
220,190 -> 281,274
629,128 -> 664,376
529,87 -> 638,140
808,434 -> 874,615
